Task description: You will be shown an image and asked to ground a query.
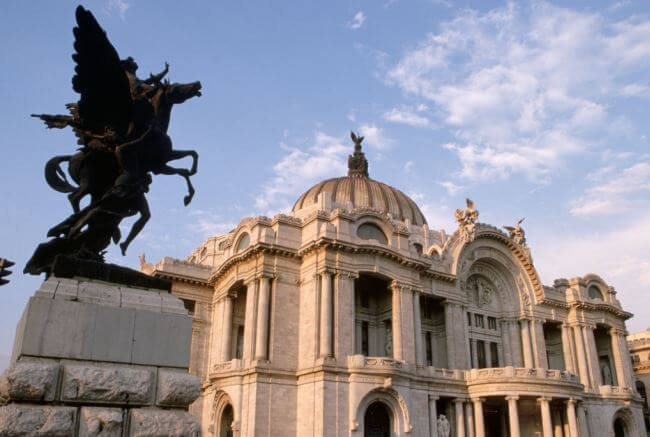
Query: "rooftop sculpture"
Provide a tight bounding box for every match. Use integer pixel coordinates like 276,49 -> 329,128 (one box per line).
25,6 -> 202,280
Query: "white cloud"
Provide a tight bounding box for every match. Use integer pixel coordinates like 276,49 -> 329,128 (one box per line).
187,210 -> 235,237
107,0 -> 130,19
618,83 -> 650,97
349,11 -> 366,30
383,106 -> 432,127
534,215 -> 650,331
254,132 -> 348,212
570,161 -> 650,216
387,2 -> 650,181
404,161 -> 414,173
438,180 -> 463,196
359,123 -> 393,150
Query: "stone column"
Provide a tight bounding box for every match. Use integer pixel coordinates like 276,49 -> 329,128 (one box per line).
319,271 -> 333,358
391,281 -> 403,361
501,320 -> 513,366
444,301 -> 457,369
335,271 -> 357,358
532,320 -> 548,369
506,396 -> 520,437
509,321 -> 524,367
561,324 -> 575,373
572,325 -> 590,388
566,399 -> 579,437
520,319 -> 534,368
254,276 -> 271,360
584,325 -> 601,387
242,279 -> 258,362
577,403 -> 589,437
617,331 -> 634,388
462,305 -> 472,369
454,399 -> 465,437
465,402 -> 475,437
414,292 -> 424,366
209,298 -> 223,367
609,328 -> 628,388
220,295 -> 234,362
428,395 -> 439,437
538,397 -> 553,437
473,398 -> 485,437
485,341 -> 492,368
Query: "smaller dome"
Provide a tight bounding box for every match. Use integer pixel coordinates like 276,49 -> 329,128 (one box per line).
292,132 -> 427,226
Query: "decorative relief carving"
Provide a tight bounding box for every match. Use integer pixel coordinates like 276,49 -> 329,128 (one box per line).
503,218 -> 526,246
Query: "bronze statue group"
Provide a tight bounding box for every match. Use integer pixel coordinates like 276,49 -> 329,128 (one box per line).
25,6 -> 202,275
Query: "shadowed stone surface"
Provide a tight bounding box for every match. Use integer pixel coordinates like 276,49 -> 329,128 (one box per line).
62,364 -> 154,404
156,369 -> 200,407
128,409 -> 200,436
79,407 -> 123,437
0,405 -> 76,436
2,360 -> 60,402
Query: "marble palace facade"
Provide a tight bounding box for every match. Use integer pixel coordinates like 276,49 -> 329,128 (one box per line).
142,140 -> 646,437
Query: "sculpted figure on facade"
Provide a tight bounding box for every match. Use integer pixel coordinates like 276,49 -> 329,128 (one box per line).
503,218 -> 526,246
467,275 -> 493,308
454,198 -> 479,243
437,414 -> 450,437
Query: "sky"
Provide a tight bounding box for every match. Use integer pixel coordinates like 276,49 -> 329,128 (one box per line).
1,0 -> 649,371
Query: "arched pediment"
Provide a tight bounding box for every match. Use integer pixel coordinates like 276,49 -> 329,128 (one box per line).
351,387 -> 412,435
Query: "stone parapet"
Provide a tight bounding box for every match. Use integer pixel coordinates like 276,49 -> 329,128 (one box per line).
0,278 -> 200,436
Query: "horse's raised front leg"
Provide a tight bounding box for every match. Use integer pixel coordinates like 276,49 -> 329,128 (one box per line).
158,165 -> 196,206
168,149 -> 198,175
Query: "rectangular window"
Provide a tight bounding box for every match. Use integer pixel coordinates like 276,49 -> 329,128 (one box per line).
488,317 -> 497,330
425,331 -> 433,366
475,314 -> 484,329
234,325 -> 244,359
422,297 -> 434,320
477,340 -> 486,368
490,342 -> 499,367
470,340 -> 475,368
467,312 -> 472,326
361,321 -> 369,356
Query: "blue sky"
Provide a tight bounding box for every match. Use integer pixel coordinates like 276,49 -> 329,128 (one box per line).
1,0 -> 649,371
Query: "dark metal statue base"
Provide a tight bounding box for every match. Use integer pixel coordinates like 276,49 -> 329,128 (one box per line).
50,254 -> 171,291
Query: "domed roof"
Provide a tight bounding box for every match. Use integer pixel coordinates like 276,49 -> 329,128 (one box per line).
292,132 -> 427,226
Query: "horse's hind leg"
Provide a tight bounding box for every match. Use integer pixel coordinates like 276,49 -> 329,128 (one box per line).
68,180 -> 90,214
158,165 -> 195,206
168,150 -> 198,175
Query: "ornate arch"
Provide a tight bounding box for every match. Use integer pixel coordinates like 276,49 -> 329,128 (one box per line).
210,390 -> 237,436
612,407 -> 638,437
351,387 -> 412,435
450,225 -> 540,313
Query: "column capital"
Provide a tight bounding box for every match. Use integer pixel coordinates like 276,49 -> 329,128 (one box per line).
390,280 -> 411,293
319,268 -> 335,277
567,398 -> 578,405
471,397 -> 486,403
428,394 -> 439,401
505,395 -> 519,401
453,398 -> 467,405
536,396 -> 552,404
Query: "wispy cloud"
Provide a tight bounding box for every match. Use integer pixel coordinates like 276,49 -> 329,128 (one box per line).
349,11 -> 366,30
107,0 -> 130,19
569,161 -> 650,216
188,210 -> 236,237
383,105 -> 432,127
254,131 -> 348,212
387,2 -> 650,182
438,180 -> 464,196
359,123 -> 393,150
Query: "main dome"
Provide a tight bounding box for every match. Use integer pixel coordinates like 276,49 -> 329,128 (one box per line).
291,133 -> 427,226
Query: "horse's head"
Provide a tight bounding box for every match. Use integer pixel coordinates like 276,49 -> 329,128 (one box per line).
165,81 -> 202,104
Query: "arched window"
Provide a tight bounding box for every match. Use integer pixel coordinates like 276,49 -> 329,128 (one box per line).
218,240 -> 228,251
235,233 -> 250,252
219,404 -> 234,437
200,247 -> 207,258
413,243 -> 423,255
588,285 -> 604,300
614,417 -> 627,437
364,401 -> 390,437
357,223 -> 388,245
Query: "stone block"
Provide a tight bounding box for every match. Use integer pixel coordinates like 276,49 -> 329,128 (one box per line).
156,369 -> 200,407
62,363 -> 154,404
160,292 -> 188,315
3,359 -> 59,402
128,408 -> 200,437
132,310 -> 192,368
0,405 -> 76,436
53,276 -> 81,300
78,280 -> 121,306
34,277 -> 58,299
90,305 -> 135,363
121,287 -> 162,313
79,407 -> 124,437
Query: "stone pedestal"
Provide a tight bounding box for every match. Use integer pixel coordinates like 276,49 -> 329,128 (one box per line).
0,276 -> 201,436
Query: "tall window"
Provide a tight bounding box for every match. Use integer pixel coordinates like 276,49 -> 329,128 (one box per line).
234,325 -> 244,359
361,321 -> 369,356
425,331 -> 433,366
490,342 -> 499,367
477,340 -> 486,368
475,314 -> 484,329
